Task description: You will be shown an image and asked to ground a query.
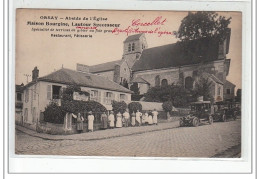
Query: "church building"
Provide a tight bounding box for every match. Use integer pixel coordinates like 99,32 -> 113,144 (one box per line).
88,32 -> 231,102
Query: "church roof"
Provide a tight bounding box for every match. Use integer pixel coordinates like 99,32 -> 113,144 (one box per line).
124,34 -> 143,43
37,68 -> 132,93
89,59 -> 123,73
132,37 -> 221,72
131,76 -> 150,84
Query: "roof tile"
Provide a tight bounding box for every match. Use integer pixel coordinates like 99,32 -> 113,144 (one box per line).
38,68 -> 132,93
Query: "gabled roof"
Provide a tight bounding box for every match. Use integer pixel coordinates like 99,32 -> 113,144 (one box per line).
124,34 -> 143,43
131,76 -> 150,84
203,73 -> 223,85
224,80 -> 236,87
37,68 -> 132,93
132,37 -> 221,72
89,59 -> 123,73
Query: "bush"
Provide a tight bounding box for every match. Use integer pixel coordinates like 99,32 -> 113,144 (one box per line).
162,101 -> 173,112
43,102 -> 66,124
61,100 -> 107,114
43,84 -> 107,124
128,102 -> 142,114
112,100 -> 127,114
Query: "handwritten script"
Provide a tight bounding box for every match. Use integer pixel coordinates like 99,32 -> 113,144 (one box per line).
112,16 -> 172,37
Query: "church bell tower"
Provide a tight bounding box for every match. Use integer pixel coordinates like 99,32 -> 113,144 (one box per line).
122,33 -> 148,68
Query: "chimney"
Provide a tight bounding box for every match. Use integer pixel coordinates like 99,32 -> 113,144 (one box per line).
32,66 -> 39,82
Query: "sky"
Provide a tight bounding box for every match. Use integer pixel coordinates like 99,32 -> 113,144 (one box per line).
15,9 -> 242,90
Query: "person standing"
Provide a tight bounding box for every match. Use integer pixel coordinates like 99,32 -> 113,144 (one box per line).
131,111 -> 136,127
148,111 -> 153,125
87,111 -> 94,132
101,112 -> 108,130
123,109 -> 130,127
76,113 -> 84,133
116,112 -> 122,128
108,111 -> 115,129
152,109 -> 158,125
136,110 -> 142,127
144,111 -> 149,125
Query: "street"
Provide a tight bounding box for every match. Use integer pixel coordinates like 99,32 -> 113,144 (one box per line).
15,119 -> 241,157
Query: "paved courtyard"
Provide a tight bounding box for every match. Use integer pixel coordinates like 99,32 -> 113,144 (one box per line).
15,119 -> 241,157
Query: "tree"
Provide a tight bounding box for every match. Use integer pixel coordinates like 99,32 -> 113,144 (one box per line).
112,100 -> 127,114
128,102 -> 142,114
130,82 -> 140,95
43,102 -> 65,124
174,12 -> 231,42
162,101 -> 173,120
192,77 -> 213,102
235,89 -> 241,103
143,84 -> 191,107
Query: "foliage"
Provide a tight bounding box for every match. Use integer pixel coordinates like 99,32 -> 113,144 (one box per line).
192,77 -> 213,102
43,102 -> 66,124
174,11 -> 231,42
120,79 -> 129,89
143,84 -> 191,107
61,100 -> 107,114
130,82 -> 140,95
235,89 -> 241,103
162,101 -> 173,112
43,84 -> 106,124
128,102 -> 142,114
131,94 -> 143,101
112,100 -> 127,114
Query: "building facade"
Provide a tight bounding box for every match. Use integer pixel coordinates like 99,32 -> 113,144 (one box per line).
15,84 -> 24,124
86,33 -> 233,102
22,67 -> 132,128
223,80 -> 236,101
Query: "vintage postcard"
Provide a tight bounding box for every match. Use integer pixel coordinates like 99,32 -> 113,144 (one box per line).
15,9 -> 242,158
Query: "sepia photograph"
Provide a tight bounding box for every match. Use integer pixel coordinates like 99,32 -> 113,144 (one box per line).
15,9 -> 242,158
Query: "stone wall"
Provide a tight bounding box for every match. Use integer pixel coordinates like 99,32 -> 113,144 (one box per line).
36,121 -> 102,135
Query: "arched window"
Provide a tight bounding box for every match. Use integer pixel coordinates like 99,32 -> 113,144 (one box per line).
155,75 -> 160,87
132,43 -> 135,51
161,79 -> 168,87
128,44 -> 131,52
185,76 -> 194,90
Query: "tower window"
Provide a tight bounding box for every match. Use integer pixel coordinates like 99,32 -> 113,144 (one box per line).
128,44 -> 131,52
132,43 -> 135,51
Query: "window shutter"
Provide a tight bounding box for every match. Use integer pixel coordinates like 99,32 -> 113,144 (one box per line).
112,93 -> 115,101
103,92 -> 107,103
125,94 -> 128,101
98,90 -> 101,103
47,85 -> 52,100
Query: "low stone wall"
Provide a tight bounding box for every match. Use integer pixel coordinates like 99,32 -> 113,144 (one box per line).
36,121 -> 102,135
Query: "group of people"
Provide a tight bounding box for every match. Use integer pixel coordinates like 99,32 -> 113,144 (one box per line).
102,109 -> 159,129
74,109 -> 159,133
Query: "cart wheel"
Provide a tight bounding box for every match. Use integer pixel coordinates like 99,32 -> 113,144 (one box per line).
192,117 -> 199,127
209,116 -> 213,124
222,114 -> 227,122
